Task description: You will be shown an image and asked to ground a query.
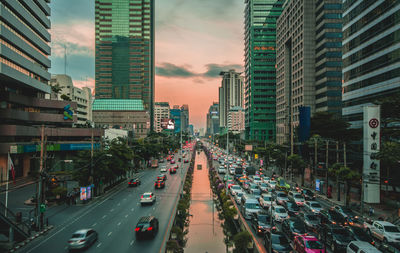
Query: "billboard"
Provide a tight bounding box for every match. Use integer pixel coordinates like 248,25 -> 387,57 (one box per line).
161,118 -> 175,130
245,145 -> 253,151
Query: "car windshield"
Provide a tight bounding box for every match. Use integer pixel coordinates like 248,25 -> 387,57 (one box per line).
305,240 -> 323,249
352,228 -> 370,241
288,204 -> 299,210
276,207 -> 286,213
306,215 -> 319,221
236,192 -> 244,197
143,194 -> 151,198
270,181 -> 276,185
333,229 -> 350,236
271,234 -> 288,244
385,226 -> 400,233
311,203 -> 321,208
263,196 -> 272,201
277,193 -> 287,198
260,183 -> 268,187
294,194 -> 303,199
245,203 -> 260,209
71,233 -> 85,238
257,214 -> 271,223
231,185 -> 241,190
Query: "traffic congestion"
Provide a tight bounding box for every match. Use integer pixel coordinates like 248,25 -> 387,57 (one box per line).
206,142 -> 400,253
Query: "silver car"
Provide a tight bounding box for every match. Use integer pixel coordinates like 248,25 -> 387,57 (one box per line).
67,229 -> 98,250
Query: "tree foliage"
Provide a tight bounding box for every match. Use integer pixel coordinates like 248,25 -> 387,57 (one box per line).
310,112 -> 360,141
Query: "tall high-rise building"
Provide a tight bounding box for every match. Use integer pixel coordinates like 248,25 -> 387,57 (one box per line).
342,0 -> 400,128
95,0 -> 155,130
244,0 -> 284,141
218,69 -> 243,128
206,102 -> 220,136
276,0 -> 343,144
181,104 -> 189,132
228,106 -> 245,134
154,102 -> 170,133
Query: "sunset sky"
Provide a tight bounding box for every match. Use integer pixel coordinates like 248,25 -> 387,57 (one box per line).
49,0 -> 244,129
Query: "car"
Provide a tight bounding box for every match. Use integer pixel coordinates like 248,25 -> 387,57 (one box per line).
160,167 -> 167,173
275,192 -> 289,205
298,213 -> 321,231
301,189 -> 316,201
135,216 -> 159,239
218,166 -> 226,174
259,193 -> 273,209
157,174 -> 167,181
378,242 -> 400,253
248,183 -> 259,193
288,191 -> 305,206
169,167 -> 177,174
140,192 -> 156,205
319,209 -> 347,226
264,229 -> 292,253
226,180 -> 235,189
242,197 -> 262,219
271,205 -> 289,222
229,167 -> 235,175
67,229 -> 98,250
230,185 -> 242,196
268,180 -> 277,189
234,190 -> 245,205
154,180 -> 165,189
293,235 -> 325,253
317,224 -> 354,252
170,159 -> 175,164
334,205 -> 358,220
128,178 -> 141,187
347,240 -> 382,253
251,211 -> 272,235
282,217 -> 307,241
304,201 -> 323,214
369,221 -> 400,244
238,175 -> 248,184
275,177 -> 291,192
283,201 -> 300,216
347,226 -> 375,245
262,176 -> 270,183
224,175 -> 234,182
252,176 -> 262,185
250,188 -> 262,199
184,159 -> 189,163
258,182 -> 269,192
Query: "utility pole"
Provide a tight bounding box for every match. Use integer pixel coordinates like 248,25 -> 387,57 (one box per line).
226,127 -> 229,155
38,125 -> 44,231
336,141 -> 339,164
314,138 -> 318,172
343,142 -> 347,167
90,128 -> 94,196
325,140 -> 329,195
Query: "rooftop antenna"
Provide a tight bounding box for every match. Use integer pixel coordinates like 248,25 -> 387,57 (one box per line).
64,44 -> 67,75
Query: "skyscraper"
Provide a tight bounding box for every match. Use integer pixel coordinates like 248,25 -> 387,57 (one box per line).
219,69 -> 243,128
342,0 -> 400,128
244,0 -> 284,141
95,0 -> 155,130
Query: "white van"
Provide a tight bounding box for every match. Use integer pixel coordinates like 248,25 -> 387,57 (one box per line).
242,197 -> 261,220
347,241 -> 382,253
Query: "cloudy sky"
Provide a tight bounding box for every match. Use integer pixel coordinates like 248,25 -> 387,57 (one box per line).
50,0 -> 244,129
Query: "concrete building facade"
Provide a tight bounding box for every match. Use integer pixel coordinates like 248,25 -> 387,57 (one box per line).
218,69 -> 243,128
154,102 -> 170,133
95,0 -> 155,130
206,102 -> 220,136
227,106 -> 245,134
49,74 -> 93,126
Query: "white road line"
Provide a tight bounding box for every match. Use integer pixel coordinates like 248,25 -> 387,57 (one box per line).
130,240 -> 135,246
123,198 -> 126,201
117,222 -> 121,226
125,214 -> 129,218
153,207 -> 155,210
107,232 -> 112,237
110,208 -> 114,212
131,208 -> 134,211
102,215 -> 107,219
117,203 -> 120,206
92,223 -> 97,227
97,243 -> 102,248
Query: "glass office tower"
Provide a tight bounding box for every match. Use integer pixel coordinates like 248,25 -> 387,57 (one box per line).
95,0 -> 154,130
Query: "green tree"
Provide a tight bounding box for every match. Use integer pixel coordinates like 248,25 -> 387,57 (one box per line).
330,165 -> 360,206
233,231 -> 252,253
376,141 -> 400,185
287,154 -> 306,185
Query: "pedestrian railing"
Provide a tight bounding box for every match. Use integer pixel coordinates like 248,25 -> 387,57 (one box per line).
0,201 -> 31,240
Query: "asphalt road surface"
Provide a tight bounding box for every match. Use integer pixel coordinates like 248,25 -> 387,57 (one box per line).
17,153 -> 190,253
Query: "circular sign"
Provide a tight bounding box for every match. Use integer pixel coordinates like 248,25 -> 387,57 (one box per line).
369,118 -> 379,128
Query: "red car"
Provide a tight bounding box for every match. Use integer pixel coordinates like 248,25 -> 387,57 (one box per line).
293,235 -> 325,253
170,159 -> 175,164
154,180 -> 165,189
169,167 -> 177,174
226,180 -> 235,189
184,159 -> 189,163
128,178 -> 141,187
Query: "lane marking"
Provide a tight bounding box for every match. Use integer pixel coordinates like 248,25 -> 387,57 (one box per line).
131,208 -> 134,212
107,232 -> 112,237
97,243 -> 102,248
130,240 -> 135,246
110,208 -> 114,212
102,215 -> 107,219
123,198 -> 126,201
117,222 -> 121,226
92,223 -> 97,227
117,203 -> 120,206
125,214 -> 129,218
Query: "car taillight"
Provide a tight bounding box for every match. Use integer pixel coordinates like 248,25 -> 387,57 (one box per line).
154,183 -> 157,186
135,227 -> 140,232
78,239 -> 86,243
68,240 -> 73,243
141,195 -> 143,199
128,182 -> 131,184
147,227 -> 153,231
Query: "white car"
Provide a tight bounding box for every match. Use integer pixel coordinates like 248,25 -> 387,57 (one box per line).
291,193 -> 305,206
252,176 -> 262,185
230,185 -> 242,196
234,190 -> 244,204
140,192 -> 156,205
275,192 -> 289,205
229,167 -> 235,175
369,221 -> 400,243
262,176 -> 270,183
271,205 -> 289,222
160,167 -> 167,173
268,181 -> 277,189
259,193 -> 273,209
304,201 -> 323,214
218,166 -> 226,174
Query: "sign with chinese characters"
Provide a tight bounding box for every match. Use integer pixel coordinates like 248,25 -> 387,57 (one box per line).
363,105 -> 380,203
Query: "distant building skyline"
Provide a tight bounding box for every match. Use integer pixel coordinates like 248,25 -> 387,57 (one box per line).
219,69 -> 243,128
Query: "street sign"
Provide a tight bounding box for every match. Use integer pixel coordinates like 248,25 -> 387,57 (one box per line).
254,154 -> 258,159
316,179 -> 320,192
40,203 -> 46,213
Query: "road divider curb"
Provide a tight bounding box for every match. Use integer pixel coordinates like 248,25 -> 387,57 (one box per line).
9,225 -> 54,253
